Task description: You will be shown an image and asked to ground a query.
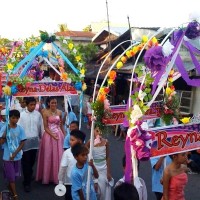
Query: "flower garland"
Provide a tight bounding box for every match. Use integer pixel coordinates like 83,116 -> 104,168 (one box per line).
59,37 -> 87,92
91,70 -> 117,131
161,69 -> 180,125
3,76 -> 33,96
116,36 -> 158,70
125,65 -> 154,127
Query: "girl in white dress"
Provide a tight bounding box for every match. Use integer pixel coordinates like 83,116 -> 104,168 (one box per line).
86,126 -> 112,200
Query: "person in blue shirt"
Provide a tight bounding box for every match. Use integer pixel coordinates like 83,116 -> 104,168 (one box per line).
0,109 -> 6,130
150,156 -> 171,200
71,144 -> 99,200
0,109 -> 26,200
63,121 -> 79,150
63,104 -> 78,149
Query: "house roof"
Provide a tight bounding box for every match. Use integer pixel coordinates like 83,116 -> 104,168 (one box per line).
92,27 -> 128,43
55,31 -> 95,38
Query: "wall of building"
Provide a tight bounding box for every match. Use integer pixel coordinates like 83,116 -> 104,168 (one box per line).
191,87 -> 200,114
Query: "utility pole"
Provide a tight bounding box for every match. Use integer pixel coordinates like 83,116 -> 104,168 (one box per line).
106,0 -> 111,52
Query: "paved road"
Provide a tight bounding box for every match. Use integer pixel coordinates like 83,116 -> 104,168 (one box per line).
1,122 -> 200,199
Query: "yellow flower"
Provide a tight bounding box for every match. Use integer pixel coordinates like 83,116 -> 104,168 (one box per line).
180,117 -> 190,124
75,55 -> 81,62
132,46 -> 139,54
125,51 -> 131,58
80,69 -> 85,75
166,87 -> 173,95
99,87 -> 106,95
142,35 -> 148,43
27,42 -> 31,48
168,77 -> 173,82
151,37 -> 158,44
7,63 -> 14,70
169,69 -> 174,76
68,43 -> 74,50
61,72 -> 68,81
108,79 -> 114,85
3,86 -> 11,95
116,61 -> 123,69
82,83 -> 87,91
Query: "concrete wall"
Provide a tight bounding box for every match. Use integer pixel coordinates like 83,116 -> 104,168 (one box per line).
192,87 -> 200,114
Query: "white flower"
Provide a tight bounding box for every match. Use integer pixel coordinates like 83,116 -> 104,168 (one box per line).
73,48 -> 77,54
11,57 -> 16,62
138,90 -> 147,101
162,40 -> 174,57
80,74 -> 85,78
78,62 -> 83,67
141,122 -> 149,130
63,40 -> 67,44
130,105 -> 143,125
66,78 -> 72,84
135,140 -> 142,146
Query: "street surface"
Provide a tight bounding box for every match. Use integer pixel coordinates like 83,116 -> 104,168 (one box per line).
0,122 -> 200,199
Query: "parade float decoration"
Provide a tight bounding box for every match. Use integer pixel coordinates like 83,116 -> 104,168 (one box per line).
86,13 -> 200,199
2,31 -> 88,157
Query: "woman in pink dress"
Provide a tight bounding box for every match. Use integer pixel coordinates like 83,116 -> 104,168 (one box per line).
162,152 -> 188,200
36,97 -> 65,184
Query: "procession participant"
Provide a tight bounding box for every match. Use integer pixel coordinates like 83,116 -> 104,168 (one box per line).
150,156 -> 171,200
36,96 -> 65,184
0,109 -> 6,130
0,110 -> 26,200
18,97 -> 43,192
71,144 -> 98,200
58,129 -> 86,200
86,126 -> 112,200
162,153 -> 188,200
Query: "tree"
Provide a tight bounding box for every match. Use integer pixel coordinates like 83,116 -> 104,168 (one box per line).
82,25 -> 92,32
77,43 -> 99,62
58,24 -> 69,32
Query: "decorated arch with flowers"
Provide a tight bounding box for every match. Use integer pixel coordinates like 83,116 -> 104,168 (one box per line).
2,31 -> 88,137
86,15 -> 200,198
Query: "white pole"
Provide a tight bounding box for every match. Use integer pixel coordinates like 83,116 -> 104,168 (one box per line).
86,40 -> 138,199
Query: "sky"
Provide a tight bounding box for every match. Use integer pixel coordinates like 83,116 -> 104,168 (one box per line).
1,0 -> 200,40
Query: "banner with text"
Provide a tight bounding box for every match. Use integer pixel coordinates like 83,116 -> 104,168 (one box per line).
13,82 -> 78,97
149,123 -> 200,158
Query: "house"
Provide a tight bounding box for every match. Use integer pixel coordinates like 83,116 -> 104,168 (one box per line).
55,30 -> 95,45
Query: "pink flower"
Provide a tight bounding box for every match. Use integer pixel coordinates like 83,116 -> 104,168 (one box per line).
104,99 -> 110,110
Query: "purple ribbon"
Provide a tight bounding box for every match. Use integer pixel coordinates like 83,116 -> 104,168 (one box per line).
151,30 -> 185,94
125,136 -> 132,183
183,40 -> 200,74
175,54 -> 200,86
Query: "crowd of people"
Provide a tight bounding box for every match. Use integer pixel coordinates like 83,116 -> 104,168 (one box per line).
0,96 -> 199,200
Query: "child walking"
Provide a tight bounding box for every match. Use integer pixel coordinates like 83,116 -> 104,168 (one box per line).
0,110 -> 26,199
86,126 -> 112,200
58,129 -> 86,200
71,143 -> 99,200
162,152 -> 188,200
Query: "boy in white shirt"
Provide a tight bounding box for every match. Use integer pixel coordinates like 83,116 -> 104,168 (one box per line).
58,130 -> 86,200
18,97 -> 43,192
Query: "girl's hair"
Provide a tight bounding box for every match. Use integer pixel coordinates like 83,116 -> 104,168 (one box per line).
45,96 -> 57,108
9,109 -> 20,118
25,97 -> 36,105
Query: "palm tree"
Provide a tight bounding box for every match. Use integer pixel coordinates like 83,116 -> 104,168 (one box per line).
58,24 -> 69,32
